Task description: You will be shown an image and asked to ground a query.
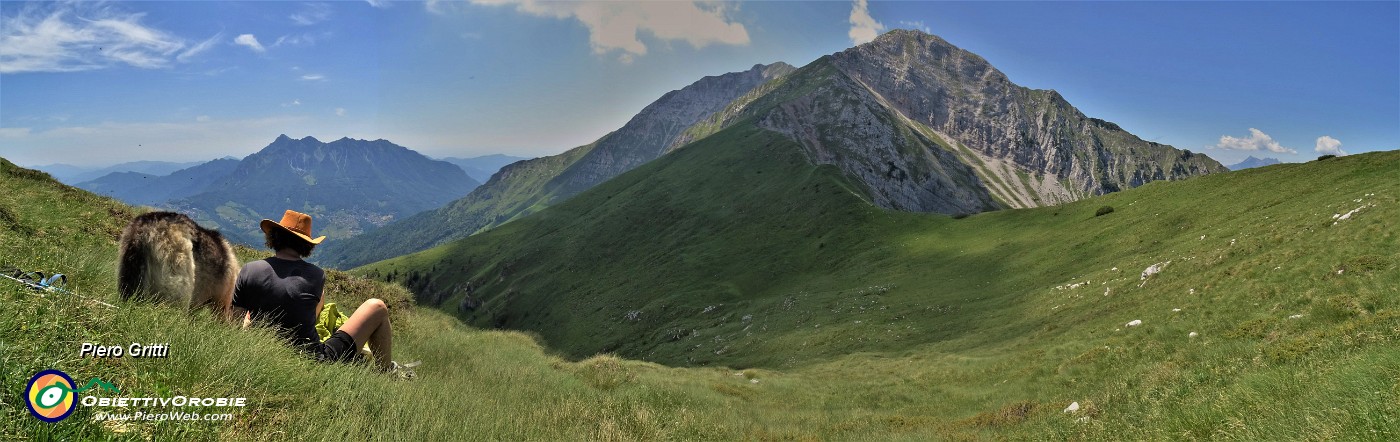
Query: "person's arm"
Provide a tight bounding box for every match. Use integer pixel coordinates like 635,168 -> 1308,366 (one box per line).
230,306 -> 251,329
230,263 -> 254,329
313,268 -> 326,325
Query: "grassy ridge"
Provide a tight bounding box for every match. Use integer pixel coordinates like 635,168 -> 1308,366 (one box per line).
0,158 -> 975,440
361,120 -> 1400,438
4,141 -> 1399,440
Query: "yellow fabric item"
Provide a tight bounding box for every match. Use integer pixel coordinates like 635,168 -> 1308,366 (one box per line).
316,302 -> 373,355
316,302 -> 348,342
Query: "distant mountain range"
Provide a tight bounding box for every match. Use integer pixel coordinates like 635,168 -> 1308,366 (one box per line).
59,144 -> 533,247
157,135 -> 480,246
35,159 -> 214,185
1227,156 -> 1282,170
77,158 -> 241,206
439,154 -> 530,183
74,153 -> 523,208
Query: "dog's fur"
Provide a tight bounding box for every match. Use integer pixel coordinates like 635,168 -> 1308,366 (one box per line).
118,212 -> 237,317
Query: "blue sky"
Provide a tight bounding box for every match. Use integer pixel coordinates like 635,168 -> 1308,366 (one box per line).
1,1 -> 1396,168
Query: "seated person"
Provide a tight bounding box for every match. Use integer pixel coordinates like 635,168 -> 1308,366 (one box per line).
231,209 -> 397,372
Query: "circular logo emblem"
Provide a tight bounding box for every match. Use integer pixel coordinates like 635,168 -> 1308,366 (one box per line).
25,369 -> 77,422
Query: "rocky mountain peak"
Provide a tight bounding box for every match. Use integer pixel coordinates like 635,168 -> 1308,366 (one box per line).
747,29 -> 1225,214
753,61 -> 796,78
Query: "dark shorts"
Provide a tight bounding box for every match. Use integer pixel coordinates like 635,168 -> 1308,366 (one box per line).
312,330 -> 362,363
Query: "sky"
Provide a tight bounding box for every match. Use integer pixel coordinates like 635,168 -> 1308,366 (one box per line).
1,0 -> 1396,168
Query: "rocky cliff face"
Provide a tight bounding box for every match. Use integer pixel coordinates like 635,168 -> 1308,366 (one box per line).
752,61 -> 1004,213
694,30 -> 1224,214
775,29 -> 1226,212
318,63 -> 797,268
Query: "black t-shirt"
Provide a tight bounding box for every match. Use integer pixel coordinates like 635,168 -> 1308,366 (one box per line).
232,257 -> 325,349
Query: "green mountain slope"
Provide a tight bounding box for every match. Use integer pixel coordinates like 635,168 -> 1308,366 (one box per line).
362,119 -> 1399,435
4,144 -> 1399,440
1,158 -> 825,440
316,63 -> 797,269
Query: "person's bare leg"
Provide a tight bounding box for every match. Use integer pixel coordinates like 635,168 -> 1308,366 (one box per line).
337,298 -> 393,371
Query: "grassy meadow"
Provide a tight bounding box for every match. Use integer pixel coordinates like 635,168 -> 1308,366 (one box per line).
365,121 -> 1400,439
3,138 -> 1399,441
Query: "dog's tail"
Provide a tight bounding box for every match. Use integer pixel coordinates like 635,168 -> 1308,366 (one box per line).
191,227 -> 238,316
117,227 -> 145,301
118,212 -> 198,306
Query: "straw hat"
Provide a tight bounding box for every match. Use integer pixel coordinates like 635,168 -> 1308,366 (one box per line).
260,209 -> 326,245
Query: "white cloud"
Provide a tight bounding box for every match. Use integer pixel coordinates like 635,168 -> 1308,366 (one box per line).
300,74 -> 325,81
177,33 -> 222,62
848,0 -> 885,45
290,3 -> 333,26
425,0 -> 448,15
0,2 -> 188,73
195,115 -> 211,122
1315,135 -> 1346,156
272,32 -> 325,48
1215,128 -> 1297,154
470,0 -> 749,61
897,20 -> 931,34
282,99 -> 303,107
234,34 -> 265,53
335,108 -> 346,117
366,0 -> 391,8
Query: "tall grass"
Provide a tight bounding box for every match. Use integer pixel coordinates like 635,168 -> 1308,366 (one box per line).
361,122 -> 1400,440
3,146 -> 1399,441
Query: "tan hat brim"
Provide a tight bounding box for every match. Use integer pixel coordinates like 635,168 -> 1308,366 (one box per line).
260,219 -> 326,245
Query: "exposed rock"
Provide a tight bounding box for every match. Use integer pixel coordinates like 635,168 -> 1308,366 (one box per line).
823,30 -> 1225,210
740,30 -> 1226,214
1141,261 -> 1170,280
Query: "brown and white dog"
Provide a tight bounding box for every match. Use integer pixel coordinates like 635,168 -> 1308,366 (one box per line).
117,212 -> 237,318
